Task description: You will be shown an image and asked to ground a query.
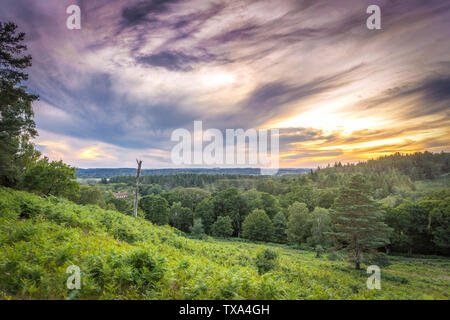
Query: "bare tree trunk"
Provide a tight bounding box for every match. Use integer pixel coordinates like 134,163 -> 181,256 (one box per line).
355,247 -> 361,270
134,159 -> 143,218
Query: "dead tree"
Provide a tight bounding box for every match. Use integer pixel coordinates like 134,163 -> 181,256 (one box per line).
134,159 -> 143,218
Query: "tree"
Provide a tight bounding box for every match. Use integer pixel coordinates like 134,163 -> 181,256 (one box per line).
329,174 -> 392,269
139,195 -> 169,225
315,188 -> 338,209
106,196 -> 133,215
76,185 -> 106,208
286,202 -> 309,245
194,198 -> 215,234
1,22 -> 40,187
213,187 -> 248,237
190,218 -> 205,238
210,216 -> 233,238
242,209 -> 273,241
260,192 -> 280,218
169,202 -> 193,232
163,187 -> 210,211
272,212 -> 287,243
307,207 -> 332,247
21,157 -> 79,198
431,198 -> 450,255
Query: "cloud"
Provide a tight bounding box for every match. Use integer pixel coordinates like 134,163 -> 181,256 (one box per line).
136,50 -> 215,71
121,0 -> 180,26
0,0 -> 448,168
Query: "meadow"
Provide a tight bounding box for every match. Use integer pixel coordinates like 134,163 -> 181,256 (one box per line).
1,187 -> 448,300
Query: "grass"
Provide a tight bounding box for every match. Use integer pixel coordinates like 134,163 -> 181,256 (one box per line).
0,187 -> 449,300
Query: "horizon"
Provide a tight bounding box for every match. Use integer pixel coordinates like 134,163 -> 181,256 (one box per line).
1,0 -> 449,168
62,150 -> 450,170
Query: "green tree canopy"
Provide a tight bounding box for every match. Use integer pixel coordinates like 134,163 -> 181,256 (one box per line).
212,187 -> 248,237
190,218 -> 205,238
169,202 -> 193,232
21,157 -> 79,198
194,197 -> 215,234
286,202 -> 309,245
76,185 -> 106,208
273,212 -> 287,243
139,195 -> 169,225
307,207 -> 332,247
210,216 -> 233,238
242,209 -> 273,242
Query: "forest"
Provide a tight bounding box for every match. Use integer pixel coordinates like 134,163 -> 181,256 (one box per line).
76,151 -> 449,258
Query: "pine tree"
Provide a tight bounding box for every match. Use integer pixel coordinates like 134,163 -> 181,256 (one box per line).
0,21 -> 39,187
329,174 -> 392,269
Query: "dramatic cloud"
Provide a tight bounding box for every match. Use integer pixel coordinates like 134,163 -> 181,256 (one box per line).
1,0 -> 449,168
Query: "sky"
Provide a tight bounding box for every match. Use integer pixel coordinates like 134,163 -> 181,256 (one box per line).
1,0 -> 449,168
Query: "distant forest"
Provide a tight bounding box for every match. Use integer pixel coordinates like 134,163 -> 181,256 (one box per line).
76,167 -> 310,178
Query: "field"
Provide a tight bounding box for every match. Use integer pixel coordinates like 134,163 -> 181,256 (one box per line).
0,187 -> 449,300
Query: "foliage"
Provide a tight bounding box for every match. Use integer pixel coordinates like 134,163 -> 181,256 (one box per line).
329,174 -> 392,269
286,202 -> 309,245
255,248 -> 278,275
139,195 -> 169,225
0,22 -> 39,187
106,194 -> 133,216
190,218 -> 205,239
307,207 -> 332,248
212,187 -> 248,237
169,202 -> 193,233
242,209 -> 274,242
76,185 -> 106,208
210,216 -> 233,238
0,187 -> 449,300
272,212 -> 287,243
21,157 -> 79,198
384,195 -> 450,255
194,198 -> 215,234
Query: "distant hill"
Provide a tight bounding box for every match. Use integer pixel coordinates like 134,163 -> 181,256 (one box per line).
76,167 -> 310,178
318,151 -> 449,181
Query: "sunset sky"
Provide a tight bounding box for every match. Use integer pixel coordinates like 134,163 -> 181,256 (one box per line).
1,0 -> 449,168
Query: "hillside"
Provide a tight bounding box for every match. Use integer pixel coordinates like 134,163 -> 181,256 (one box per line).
0,187 -> 449,300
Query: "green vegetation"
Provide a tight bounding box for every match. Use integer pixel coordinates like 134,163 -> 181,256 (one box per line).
211,216 -> 233,238
329,174 -> 392,269
1,20 -> 449,300
0,22 -> 39,187
242,209 -> 274,242
1,187 -> 449,300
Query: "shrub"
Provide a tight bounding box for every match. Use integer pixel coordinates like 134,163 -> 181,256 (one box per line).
255,248 -> 278,274
315,245 -> 324,258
